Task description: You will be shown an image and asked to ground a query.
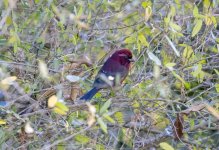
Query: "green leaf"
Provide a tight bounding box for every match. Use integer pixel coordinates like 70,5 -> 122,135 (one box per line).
114,112 -> 124,124
215,83 -> 219,93
141,1 -> 152,8
55,102 -> 69,112
211,16 -> 217,28
193,6 -> 199,17
97,117 -> 107,133
103,114 -> 115,123
57,144 -> 65,150
34,0 -> 40,4
0,129 -> 9,146
182,46 -> 195,64
160,142 -> 174,150
203,0 -> 211,8
183,46 -> 194,59
192,19 -> 202,37
124,36 -> 136,44
164,17 -> 170,25
191,64 -> 205,82
169,22 -> 182,32
74,134 -> 90,144
53,107 -> 67,115
138,34 -> 149,47
96,144 -> 105,150
165,63 -> 176,67
70,35 -> 77,45
165,63 -> 176,71
171,71 -> 186,85
78,6 -> 83,16
99,100 -> 111,115
214,69 -> 219,76
169,6 -> 176,17
148,52 -> 161,66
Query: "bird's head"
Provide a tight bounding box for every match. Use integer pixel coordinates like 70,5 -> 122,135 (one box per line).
111,49 -> 134,66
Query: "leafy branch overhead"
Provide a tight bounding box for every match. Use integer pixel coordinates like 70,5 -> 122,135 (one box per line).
0,0 -> 219,149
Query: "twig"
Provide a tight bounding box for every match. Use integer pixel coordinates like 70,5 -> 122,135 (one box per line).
41,126 -> 90,150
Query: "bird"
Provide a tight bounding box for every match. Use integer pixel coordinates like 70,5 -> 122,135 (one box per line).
80,49 -> 134,101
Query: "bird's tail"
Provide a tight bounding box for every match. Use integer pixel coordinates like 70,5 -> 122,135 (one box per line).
80,87 -> 100,101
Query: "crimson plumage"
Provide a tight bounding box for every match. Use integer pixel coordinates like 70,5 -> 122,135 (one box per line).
80,49 -> 134,101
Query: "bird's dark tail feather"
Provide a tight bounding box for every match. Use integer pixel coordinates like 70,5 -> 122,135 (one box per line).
80,87 -> 100,101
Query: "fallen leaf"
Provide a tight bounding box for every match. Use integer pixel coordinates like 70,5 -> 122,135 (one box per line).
38,60 -> 49,79
205,105 -> 219,120
48,95 -> 58,108
160,142 -> 174,150
1,76 -> 17,85
86,102 -> 96,127
0,119 -> 6,125
66,75 -> 81,82
24,122 -> 34,134
173,114 -> 184,140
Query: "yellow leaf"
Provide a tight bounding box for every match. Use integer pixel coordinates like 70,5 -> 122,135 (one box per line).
86,102 -> 96,127
6,16 -> 12,25
53,107 -> 67,115
0,119 -> 6,125
38,60 -> 49,79
205,104 -> 219,120
114,112 -> 124,124
160,142 -> 174,150
8,36 -> 17,44
48,95 -> 57,108
153,64 -> 160,79
205,16 -> 212,26
138,34 -> 149,47
183,46 -> 195,64
1,76 -> 17,85
141,1 -> 152,8
211,16 -> 217,28
144,6 -> 152,22
55,102 -> 69,112
103,114 -> 115,124
124,36 -> 135,44
192,19 -> 203,37
184,46 -> 194,58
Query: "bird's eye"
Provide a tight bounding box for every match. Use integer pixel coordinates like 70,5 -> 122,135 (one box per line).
126,55 -> 132,59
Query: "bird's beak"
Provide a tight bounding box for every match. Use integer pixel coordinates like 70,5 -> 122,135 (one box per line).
129,58 -> 135,62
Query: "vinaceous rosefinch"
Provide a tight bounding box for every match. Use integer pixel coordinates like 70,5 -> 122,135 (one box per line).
80,49 -> 134,100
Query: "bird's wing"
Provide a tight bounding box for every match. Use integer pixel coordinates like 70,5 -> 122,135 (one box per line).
93,59 -> 128,89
